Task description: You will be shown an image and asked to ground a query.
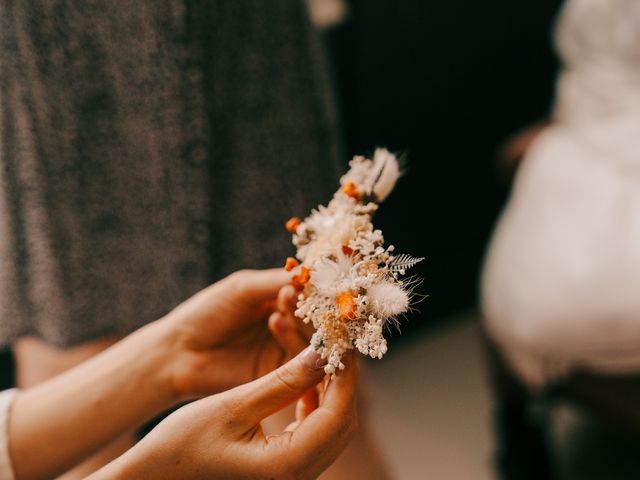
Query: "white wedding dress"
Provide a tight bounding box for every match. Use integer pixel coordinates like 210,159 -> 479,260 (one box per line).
481,0 -> 640,386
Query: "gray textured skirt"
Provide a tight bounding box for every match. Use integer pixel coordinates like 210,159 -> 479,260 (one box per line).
0,0 -> 342,347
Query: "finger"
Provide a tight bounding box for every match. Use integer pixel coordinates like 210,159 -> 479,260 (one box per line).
229,346 -> 327,424
282,386 -> 319,434
225,268 -> 292,304
296,388 -> 319,421
284,353 -> 358,474
277,285 -> 298,314
283,420 -> 301,433
268,312 -> 308,359
254,337 -> 286,379
298,319 -> 315,343
172,269 -> 288,319
277,284 -> 314,346
267,311 -> 283,336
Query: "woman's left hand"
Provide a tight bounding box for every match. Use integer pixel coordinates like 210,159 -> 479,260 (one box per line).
162,268 -> 309,399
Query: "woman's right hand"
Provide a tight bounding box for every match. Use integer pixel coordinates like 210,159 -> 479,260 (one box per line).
90,347 -> 358,480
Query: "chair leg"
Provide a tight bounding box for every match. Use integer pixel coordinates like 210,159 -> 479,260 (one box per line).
484,337 -> 556,480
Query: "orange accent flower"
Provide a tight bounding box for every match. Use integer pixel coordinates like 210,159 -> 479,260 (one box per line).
285,257 -> 300,272
285,216 -> 301,233
341,245 -> 354,256
336,291 -> 357,320
291,266 -> 310,290
342,181 -> 359,199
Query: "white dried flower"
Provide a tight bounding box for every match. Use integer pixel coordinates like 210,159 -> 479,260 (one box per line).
367,281 -> 410,319
285,149 -> 423,376
371,147 -> 402,201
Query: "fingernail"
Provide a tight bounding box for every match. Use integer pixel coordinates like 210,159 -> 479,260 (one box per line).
300,346 -> 327,370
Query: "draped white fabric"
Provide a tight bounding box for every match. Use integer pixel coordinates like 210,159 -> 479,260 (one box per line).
482,0 -> 640,386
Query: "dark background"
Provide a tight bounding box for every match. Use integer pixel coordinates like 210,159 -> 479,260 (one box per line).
324,0 -> 563,337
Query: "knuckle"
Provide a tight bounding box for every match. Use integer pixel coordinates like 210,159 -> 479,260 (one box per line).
273,363 -> 301,393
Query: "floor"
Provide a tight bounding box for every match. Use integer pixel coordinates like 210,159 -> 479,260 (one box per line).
364,311 -> 640,480
365,312 -> 495,480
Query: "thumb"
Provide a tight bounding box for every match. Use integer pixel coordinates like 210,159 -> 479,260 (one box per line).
230,347 -> 327,424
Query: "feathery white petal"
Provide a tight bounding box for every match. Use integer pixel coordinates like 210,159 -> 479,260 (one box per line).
367,281 -> 410,319
371,148 -> 401,202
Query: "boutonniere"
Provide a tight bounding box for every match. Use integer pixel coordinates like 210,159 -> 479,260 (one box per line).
285,148 -> 423,376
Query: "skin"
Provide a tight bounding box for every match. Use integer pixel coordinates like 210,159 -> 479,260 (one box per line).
89,350 -> 357,480
8,269 -> 358,480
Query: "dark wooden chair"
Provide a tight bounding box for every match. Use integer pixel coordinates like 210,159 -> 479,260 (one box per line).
485,330 -> 640,480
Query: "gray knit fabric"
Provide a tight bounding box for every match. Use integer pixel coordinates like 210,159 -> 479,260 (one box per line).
0,0 -> 342,347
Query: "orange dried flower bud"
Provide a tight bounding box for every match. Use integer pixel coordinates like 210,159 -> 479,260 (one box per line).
341,245 -> 354,256
285,257 -> 299,272
291,266 -> 310,290
336,291 -> 357,320
285,216 -> 301,233
342,181 -> 359,199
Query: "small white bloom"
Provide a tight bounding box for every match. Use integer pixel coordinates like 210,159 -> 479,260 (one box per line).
367,281 -> 410,320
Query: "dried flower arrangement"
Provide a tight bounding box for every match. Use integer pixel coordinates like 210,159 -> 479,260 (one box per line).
284,148 -> 423,375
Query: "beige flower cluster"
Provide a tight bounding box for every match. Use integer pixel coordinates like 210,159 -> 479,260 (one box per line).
285,149 -> 423,375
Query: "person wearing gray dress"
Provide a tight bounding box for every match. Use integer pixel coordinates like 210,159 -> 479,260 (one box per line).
0,0 -> 343,349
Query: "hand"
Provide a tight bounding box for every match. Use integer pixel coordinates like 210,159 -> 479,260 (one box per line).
91,348 -> 359,480
6,269 -> 328,480
496,121 -> 549,182
162,268 -> 301,398
267,284 -> 315,358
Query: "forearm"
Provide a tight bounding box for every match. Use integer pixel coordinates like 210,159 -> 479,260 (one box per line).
8,320 -> 178,480
85,437 -> 170,480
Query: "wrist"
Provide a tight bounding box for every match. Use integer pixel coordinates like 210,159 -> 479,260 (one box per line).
129,318 -> 183,408
88,437 -> 171,480
150,314 -> 205,403
7,319 -> 183,480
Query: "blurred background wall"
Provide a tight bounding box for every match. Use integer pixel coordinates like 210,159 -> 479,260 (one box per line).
321,0 -> 562,334
310,3 -> 640,479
